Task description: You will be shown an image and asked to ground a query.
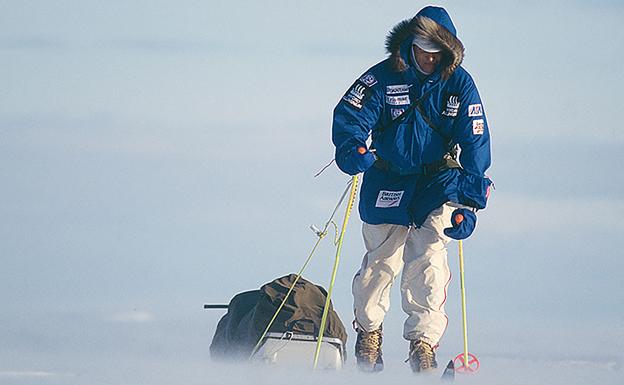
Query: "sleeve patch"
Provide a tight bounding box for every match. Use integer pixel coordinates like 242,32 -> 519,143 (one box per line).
472,119 -> 484,135
341,80 -> 373,110
468,104 -> 483,117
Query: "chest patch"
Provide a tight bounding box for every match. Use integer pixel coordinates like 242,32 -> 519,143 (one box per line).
385,95 -> 410,106
442,93 -> 460,117
391,108 -> 405,120
375,190 -> 404,208
386,84 -> 410,94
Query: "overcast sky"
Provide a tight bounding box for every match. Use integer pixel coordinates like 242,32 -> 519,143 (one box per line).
1,1 -> 623,384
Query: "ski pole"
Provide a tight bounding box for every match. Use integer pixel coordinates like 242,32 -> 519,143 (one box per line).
313,174 -> 359,369
459,239 -> 469,367
454,238 -> 480,373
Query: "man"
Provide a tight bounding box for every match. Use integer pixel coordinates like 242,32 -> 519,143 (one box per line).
331,6 -> 492,373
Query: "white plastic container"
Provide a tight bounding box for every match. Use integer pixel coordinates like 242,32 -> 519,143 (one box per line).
252,332 -> 344,370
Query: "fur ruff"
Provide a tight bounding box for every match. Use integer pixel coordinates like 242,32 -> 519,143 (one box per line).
385,16 -> 464,80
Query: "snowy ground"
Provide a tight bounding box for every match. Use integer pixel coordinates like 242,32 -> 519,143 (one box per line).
1,305 -> 621,385
0,351 -> 620,385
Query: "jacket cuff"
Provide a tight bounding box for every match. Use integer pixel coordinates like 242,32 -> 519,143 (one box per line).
457,173 -> 493,209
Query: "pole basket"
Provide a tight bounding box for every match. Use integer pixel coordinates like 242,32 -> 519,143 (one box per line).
453,352 -> 480,373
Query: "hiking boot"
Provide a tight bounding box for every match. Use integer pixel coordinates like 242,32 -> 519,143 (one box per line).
408,340 -> 438,373
354,327 -> 384,372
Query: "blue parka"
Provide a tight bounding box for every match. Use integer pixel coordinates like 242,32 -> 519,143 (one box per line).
332,6 -> 492,227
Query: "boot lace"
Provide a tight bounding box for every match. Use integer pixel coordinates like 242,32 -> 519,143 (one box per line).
408,340 -> 437,372
356,328 -> 382,363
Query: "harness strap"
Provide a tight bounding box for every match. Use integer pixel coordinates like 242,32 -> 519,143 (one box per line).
373,154 -> 460,176
372,81 -> 461,176
422,154 -> 461,176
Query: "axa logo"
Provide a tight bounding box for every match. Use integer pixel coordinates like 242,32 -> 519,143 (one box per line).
468,104 -> 483,117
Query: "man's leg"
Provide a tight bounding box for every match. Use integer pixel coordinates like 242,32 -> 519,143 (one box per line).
352,222 -> 408,331
401,204 -> 454,349
352,222 -> 408,371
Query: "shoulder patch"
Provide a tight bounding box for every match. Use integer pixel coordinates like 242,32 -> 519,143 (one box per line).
342,80 -> 373,110
359,73 -> 378,87
442,93 -> 460,117
468,104 -> 483,117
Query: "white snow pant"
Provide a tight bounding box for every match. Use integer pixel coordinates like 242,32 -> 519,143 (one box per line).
352,204 -> 455,347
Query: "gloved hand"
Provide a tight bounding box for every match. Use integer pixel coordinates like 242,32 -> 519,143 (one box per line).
443,208 -> 477,240
335,144 -> 375,175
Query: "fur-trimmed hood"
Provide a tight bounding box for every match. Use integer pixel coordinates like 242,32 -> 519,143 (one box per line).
385,6 -> 464,80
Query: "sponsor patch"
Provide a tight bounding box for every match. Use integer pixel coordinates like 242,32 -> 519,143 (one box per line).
391,108 -> 405,120
359,73 -> 378,87
386,84 -> 410,94
385,94 -> 410,106
375,190 -> 404,208
468,104 -> 483,117
442,94 -> 460,117
341,81 -> 372,110
472,119 -> 484,135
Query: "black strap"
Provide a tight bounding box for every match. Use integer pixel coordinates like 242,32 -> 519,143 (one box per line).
421,155 -> 461,176
372,81 -> 462,175
414,102 -> 457,159
382,83 -> 441,130
373,154 -> 460,175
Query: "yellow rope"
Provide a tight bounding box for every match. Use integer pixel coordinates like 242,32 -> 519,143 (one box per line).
249,232 -> 326,357
249,179 -> 354,359
313,174 -> 359,369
